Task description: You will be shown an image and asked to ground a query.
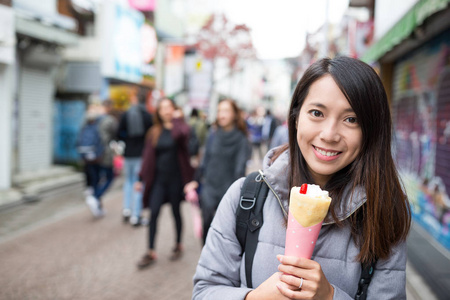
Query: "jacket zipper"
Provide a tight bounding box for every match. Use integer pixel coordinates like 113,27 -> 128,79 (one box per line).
258,170 -> 288,219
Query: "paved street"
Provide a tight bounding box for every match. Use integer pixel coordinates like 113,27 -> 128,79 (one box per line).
0,181 -> 202,300
0,171 -> 438,300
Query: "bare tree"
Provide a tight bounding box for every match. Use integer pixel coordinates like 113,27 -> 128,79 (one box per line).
192,14 -> 256,114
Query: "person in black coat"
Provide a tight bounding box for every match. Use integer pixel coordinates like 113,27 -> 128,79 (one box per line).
116,89 -> 153,226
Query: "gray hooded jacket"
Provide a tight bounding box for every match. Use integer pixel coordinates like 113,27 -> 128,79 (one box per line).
192,149 -> 407,299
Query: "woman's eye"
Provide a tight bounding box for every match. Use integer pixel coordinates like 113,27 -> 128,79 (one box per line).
310,110 -> 323,117
345,117 -> 358,124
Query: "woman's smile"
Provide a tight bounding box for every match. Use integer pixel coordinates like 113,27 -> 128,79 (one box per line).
312,145 -> 342,161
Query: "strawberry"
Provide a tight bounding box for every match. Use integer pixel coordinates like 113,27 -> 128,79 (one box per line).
300,184 -> 308,194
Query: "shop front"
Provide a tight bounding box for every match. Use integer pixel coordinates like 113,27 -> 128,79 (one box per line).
0,3 -> 15,200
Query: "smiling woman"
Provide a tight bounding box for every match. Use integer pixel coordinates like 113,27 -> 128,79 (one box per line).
192,57 -> 411,300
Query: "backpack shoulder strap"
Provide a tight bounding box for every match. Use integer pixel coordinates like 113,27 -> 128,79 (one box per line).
235,171 -> 269,288
355,259 -> 378,300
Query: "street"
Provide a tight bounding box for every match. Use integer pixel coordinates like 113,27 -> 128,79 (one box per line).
0,181 -> 202,300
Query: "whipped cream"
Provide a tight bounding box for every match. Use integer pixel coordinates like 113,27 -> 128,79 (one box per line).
304,184 -> 329,198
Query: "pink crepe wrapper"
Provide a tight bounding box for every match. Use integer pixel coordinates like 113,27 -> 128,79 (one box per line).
284,211 -> 323,259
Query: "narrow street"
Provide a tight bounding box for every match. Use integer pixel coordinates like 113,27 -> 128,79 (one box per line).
0,180 -> 202,300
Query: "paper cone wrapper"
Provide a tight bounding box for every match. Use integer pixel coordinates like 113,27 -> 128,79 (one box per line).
285,211 -> 323,259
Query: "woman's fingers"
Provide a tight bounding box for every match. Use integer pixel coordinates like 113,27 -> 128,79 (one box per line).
277,263 -> 314,281
277,255 -> 318,269
277,254 -> 334,300
276,281 -> 313,300
279,273 -> 307,291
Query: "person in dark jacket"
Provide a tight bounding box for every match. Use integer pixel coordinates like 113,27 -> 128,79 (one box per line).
135,98 -> 194,268
116,89 -> 153,226
93,100 -> 118,214
185,98 -> 250,244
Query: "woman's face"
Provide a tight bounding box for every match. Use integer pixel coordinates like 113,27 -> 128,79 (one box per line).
217,101 -> 236,129
296,75 -> 362,187
158,99 -> 175,123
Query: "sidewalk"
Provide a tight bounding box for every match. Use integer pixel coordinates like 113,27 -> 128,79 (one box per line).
0,180 -> 202,299
0,171 -> 441,299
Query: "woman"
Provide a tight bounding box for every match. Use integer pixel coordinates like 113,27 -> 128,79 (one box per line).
135,98 -> 194,268
185,99 -> 250,244
192,57 -> 411,299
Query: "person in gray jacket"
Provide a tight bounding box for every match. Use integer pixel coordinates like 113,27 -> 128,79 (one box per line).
192,57 -> 411,300
185,99 -> 250,244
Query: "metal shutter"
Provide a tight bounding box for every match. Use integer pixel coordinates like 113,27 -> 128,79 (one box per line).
18,66 -> 53,172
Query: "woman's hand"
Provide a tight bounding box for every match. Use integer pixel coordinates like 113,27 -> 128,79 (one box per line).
276,255 -> 334,300
245,272 -> 290,300
184,181 -> 199,194
134,181 -> 143,192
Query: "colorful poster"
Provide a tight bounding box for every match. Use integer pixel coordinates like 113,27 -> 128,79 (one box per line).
393,31 -> 450,250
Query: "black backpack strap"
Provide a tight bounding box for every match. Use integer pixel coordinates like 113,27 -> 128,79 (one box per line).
235,171 -> 269,289
355,259 -> 378,300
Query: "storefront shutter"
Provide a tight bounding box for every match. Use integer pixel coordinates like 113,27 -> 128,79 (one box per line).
18,66 -> 53,172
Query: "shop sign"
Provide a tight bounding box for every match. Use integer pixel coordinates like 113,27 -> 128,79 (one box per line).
101,2 -> 144,83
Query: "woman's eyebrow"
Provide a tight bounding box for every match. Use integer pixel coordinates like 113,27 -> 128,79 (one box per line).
308,103 -> 326,109
343,107 -> 355,113
308,103 -> 355,113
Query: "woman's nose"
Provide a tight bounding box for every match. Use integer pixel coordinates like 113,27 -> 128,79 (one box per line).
319,121 -> 341,143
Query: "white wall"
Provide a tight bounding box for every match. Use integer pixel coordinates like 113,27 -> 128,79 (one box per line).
0,64 -> 13,190
63,37 -> 102,62
374,0 -> 418,40
13,0 -> 57,15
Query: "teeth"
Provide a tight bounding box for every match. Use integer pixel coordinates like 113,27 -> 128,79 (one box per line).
315,147 -> 338,157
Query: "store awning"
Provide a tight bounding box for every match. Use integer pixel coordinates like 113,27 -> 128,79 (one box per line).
361,0 -> 450,63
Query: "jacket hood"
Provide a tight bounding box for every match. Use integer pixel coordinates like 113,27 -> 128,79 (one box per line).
262,147 -> 367,225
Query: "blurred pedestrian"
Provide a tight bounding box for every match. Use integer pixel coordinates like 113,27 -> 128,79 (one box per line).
247,108 -> 264,161
188,108 -> 208,148
77,103 -> 104,217
92,99 -> 119,211
192,57 -> 411,299
261,109 -> 278,151
188,108 -> 209,168
270,120 -> 289,149
135,98 -> 194,268
117,89 -> 153,226
184,99 -> 250,244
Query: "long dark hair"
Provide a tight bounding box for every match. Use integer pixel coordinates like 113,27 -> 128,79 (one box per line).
278,57 -> 410,264
215,98 -> 247,135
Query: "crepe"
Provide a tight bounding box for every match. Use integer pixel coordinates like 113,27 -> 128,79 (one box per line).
289,185 -> 331,227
